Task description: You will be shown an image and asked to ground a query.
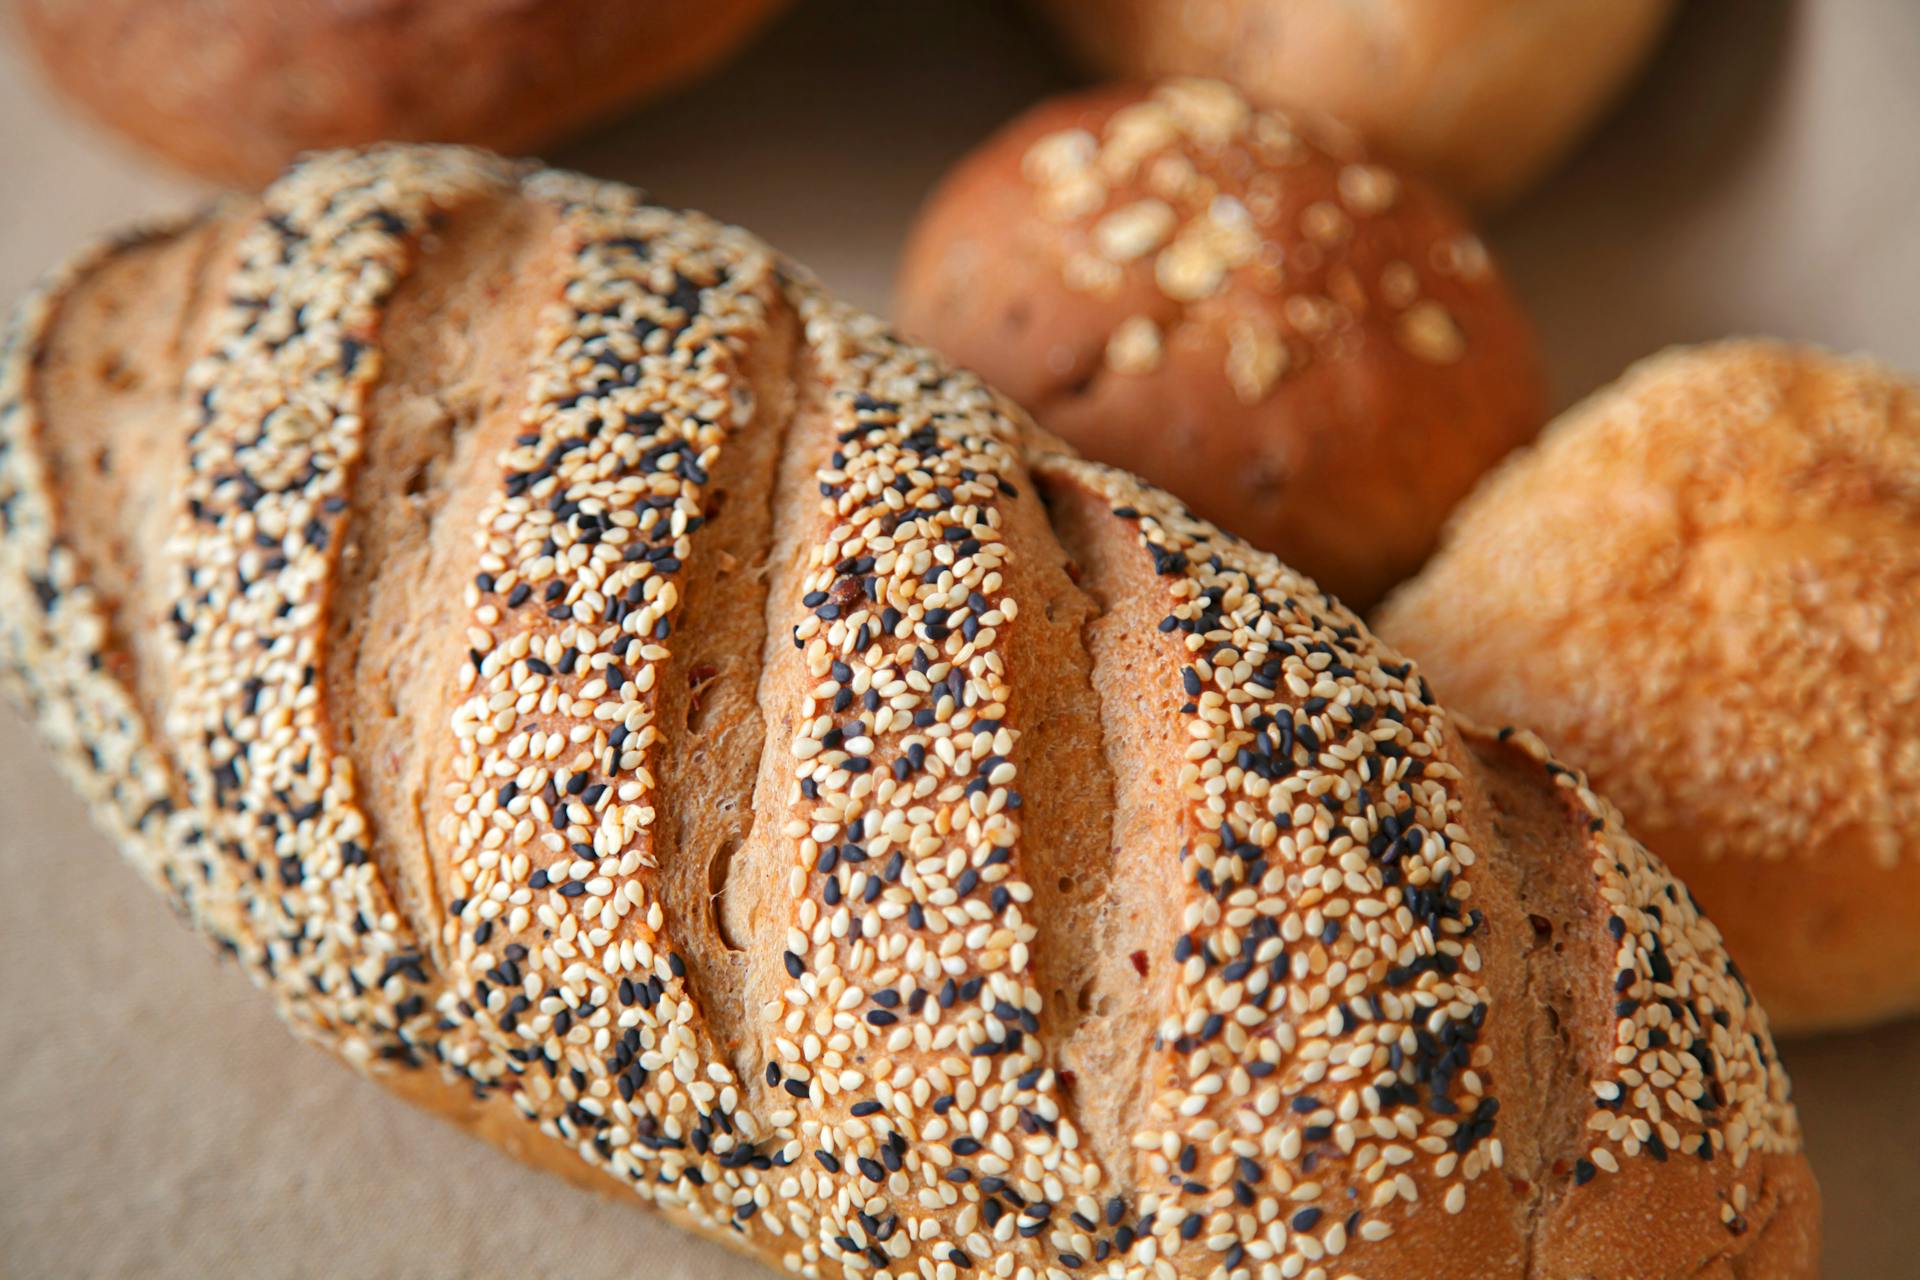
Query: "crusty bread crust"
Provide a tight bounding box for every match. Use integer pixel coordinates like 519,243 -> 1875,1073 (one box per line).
894,80 -> 1547,611
1030,0 -> 1676,208
1378,340 -> 1920,1036
0,149 -> 1815,1278
15,0 -> 788,185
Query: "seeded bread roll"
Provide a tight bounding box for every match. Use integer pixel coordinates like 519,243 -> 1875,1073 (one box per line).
0,148 -> 1815,1278
12,0 -> 787,185
895,81 -> 1546,610
1029,0 -> 1674,208
1376,340 -> 1920,1037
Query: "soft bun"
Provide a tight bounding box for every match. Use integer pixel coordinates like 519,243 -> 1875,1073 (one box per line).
13,0 -> 788,185
1376,340 -> 1920,1034
896,80 -> 1546,609
1029,0 -> 1675,207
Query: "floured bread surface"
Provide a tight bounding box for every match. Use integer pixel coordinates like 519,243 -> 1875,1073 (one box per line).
0,148 -> 1817,1279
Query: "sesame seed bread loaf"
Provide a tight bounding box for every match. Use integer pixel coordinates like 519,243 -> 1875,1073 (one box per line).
1027,0 -> 1675,208
1377,340 -> 1920,1037
12,0 -> 788,185
0,149 -> 1817,1278
895,81 -> 1547,610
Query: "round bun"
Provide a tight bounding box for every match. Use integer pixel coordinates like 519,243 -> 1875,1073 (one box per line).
14,0 -> 788,185
1031,0 -> 1674,208
895,80 -> 1547,609
1376,340 -> 1920,1034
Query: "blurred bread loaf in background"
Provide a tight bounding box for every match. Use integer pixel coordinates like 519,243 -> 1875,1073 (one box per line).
895,79 -> 1546,609
1030,0 -> 1676,208
11,0 -> 789,184
1376,340 -> 1920,1034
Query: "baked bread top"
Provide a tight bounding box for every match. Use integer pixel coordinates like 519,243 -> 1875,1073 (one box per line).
1029,0 -> 1676,207
895,79 -> 1547,609
1376,340 -> 1920,1033
0,148 -> 1815,1278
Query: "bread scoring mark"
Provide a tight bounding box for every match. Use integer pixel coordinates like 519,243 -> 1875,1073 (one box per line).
1031,450 -> 1505,1271
755,293 -> 1130,1277
0,218 -> 215,923
436,170 -> 786,1242
1488,728 -> 1802,1186
164,148 -> 519,1068
1028,451 -> 1802,1268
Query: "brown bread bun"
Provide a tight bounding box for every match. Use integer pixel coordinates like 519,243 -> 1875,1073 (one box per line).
1029,0 -> 1675,208
0,148 -> 1815,1277
1376,340 -> 1920,1036
895,80 -> 1547,610
12,0 -> 788,185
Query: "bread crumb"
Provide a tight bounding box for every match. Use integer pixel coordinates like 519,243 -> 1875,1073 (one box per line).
1022,128 -> 1096,184
1397,300 -> 1466,363
1284,293 -> 1335,338
1038,171 -> 1105,222
1338,164 -> 1400,216
1094,199 -> 1176,262
1155,77 -> 1250,149
1156,235 -> 1227,302
1063,251 -> 1123,295
1100,101 -> 1179,181
1226,322 -> 1289,403
1107,314 -> 1164,375
1146,152 -> 1202,202
1380,261 -> 1421,308
1433,233 -> 1493,281
1025,128 -> 1106,221
1250,111 -> 1305,165
1301,201 -> 1351,247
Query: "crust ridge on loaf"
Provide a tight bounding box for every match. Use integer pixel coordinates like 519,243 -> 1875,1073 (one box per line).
0,147 -> 1816,1279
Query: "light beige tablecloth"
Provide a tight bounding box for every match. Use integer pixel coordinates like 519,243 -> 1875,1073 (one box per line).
2,2 -> 1916,1277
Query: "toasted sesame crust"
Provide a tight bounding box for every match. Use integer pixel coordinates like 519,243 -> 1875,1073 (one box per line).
0,150 -> 1814,1278
1377,339 -> 1920,1034
0,216 -> 211,911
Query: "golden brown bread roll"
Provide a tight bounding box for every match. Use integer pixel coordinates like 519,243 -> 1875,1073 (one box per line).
12,0 -> 788,185
895,80 -> 1547,610
1029,0 -> 1676,208
0,148 -> 1816,1277
1376,340 -> 1920,1037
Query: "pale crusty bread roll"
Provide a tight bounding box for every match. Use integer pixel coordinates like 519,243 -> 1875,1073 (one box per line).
12,0 -> 788,185
0,149 -> 1816,1277
1030,0 -> 1676,208
1377,340 -> 1920,1036
896,80 -> 1547,610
